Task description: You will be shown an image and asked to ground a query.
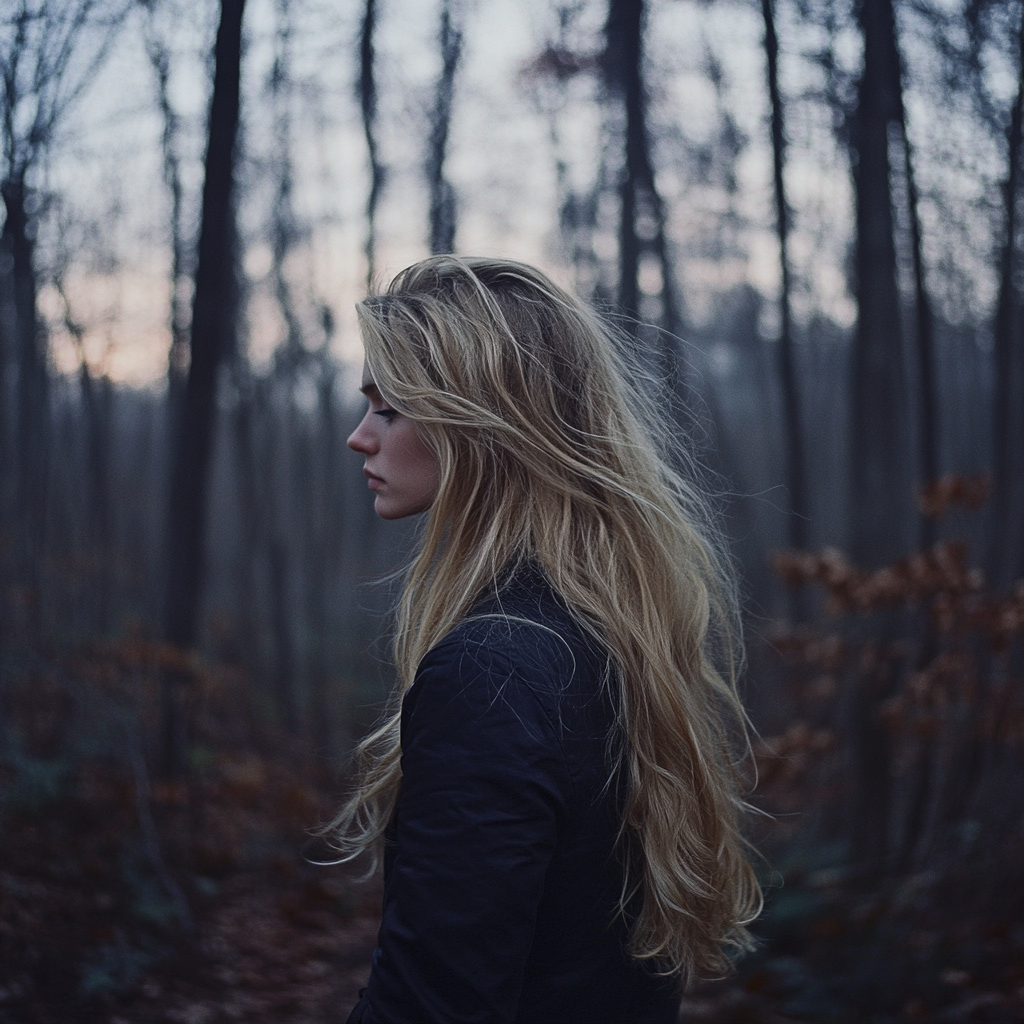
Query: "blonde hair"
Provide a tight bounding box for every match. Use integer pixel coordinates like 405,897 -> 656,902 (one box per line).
332,255 -> 761,981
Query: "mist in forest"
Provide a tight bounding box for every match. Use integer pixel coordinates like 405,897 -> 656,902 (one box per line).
2,1 -> 1023,1021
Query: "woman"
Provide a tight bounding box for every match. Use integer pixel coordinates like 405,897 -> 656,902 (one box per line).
337,256 -> 760,1024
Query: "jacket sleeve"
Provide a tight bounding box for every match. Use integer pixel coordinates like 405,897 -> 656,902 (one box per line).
361,633 -> 569,1024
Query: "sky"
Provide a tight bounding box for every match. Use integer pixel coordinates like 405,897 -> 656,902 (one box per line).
22,0 -> 786,391
18,0 -> 1006,392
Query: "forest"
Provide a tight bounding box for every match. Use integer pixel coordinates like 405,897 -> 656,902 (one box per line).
1,0 -> 1023,1021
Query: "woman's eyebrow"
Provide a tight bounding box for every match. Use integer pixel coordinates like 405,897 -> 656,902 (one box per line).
360,381 -> 381,398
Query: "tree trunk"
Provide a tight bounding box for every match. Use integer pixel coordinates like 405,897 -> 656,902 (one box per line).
271,0 -> 301,360
79,363 -> 112,633
427,0 -> 462,255
990,11 -> 1024,589
55,276 -> 113,634
0,174 -> 47,636
762,0 -> 807,575
899,103 -> 939,550
886,0 -> 939,869
230,369 -> 266,690
162,0 -> 246,776
306,360 -> 341,758
144,15 -> 190,414
848,0 -> 908,869
606,0 -> 642,330
0,194 -> 14,620
850,0 -> 911,569
604,0 -> 681,379
360,0 -> 384,286
0,191 -> 9,496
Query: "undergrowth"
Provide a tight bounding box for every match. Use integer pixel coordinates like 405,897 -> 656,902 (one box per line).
0,639 -> 371,1023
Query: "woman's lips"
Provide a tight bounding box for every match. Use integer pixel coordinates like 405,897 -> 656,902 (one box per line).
364,468 -> 384,490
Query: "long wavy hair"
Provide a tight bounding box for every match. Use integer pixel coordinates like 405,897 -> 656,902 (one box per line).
330,255 -> 761,981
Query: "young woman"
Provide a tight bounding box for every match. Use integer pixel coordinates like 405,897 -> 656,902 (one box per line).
337,256 -> 760,1024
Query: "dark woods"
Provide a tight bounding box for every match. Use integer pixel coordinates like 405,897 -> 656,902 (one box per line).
1,1 -> 1023,1022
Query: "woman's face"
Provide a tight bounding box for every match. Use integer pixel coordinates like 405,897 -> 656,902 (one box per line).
347,363 -> 440,520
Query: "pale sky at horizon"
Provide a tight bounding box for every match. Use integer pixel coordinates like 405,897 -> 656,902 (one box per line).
15,0 -> 1004,392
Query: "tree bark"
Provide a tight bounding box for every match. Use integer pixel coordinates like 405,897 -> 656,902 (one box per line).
143,15 -> 190,415
271,0 -> 301,361
427,0 -> 462,255
990,11 -> 1024,588
290,348 -> 342,757
603,0 -> 680,379
882,3 -> 939,553
230,369 -> 266,691
848,0 -> 909,870
55,274 -> 113,635
849,0 -> 912,571
762,0 -> 807,573
64,308 -> 113,635
899,99 -> 939,550
0,174 -> 47,631
605,0 -> 642,329
896,62 -> 942,849
360,0 -> 384,286
162,0 -> 246,775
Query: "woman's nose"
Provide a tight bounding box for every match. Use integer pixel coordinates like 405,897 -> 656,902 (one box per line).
347,413 -> 377,454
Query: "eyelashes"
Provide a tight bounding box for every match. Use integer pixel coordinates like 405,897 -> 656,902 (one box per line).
374,408 -> 399,422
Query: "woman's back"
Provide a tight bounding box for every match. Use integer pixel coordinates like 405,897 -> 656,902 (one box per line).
363,566 -> 680,1024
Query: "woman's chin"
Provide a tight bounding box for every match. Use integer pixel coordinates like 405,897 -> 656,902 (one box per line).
374,496 -> 435,520
374,498 -> 414,520
374,497 -> 399,520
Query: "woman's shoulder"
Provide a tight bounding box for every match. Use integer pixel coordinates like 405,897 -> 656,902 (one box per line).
440,565 -> 602,676
405,566 -> 615,770
411,564 -> 609,720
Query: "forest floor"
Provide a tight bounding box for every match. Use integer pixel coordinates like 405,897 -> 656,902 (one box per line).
4,752 -> 1024,1024
2,654 -> 1024,1024
1,735 -> 381,1024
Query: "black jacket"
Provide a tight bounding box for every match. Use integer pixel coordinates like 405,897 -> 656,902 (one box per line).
349,568 -> 680,1024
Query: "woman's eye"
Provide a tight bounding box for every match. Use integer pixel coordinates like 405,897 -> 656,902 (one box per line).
374,408 -> 399,422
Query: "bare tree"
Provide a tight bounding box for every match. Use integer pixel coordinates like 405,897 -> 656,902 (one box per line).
602,0 -> 680,375
849,0 -> 912,573
359,0 -> 384,286
162,0 -> 246,776
0,0 -> 127,634
49,230 -> 114,635
140,0 -> 193,417
426,0 -> 462,255
265,0 -> 303,734
896,76 -> 939,551
762,0 -> 807,571
989,9 -> 1024,587
846,0 -> 912,870
229,363 -> 268,702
